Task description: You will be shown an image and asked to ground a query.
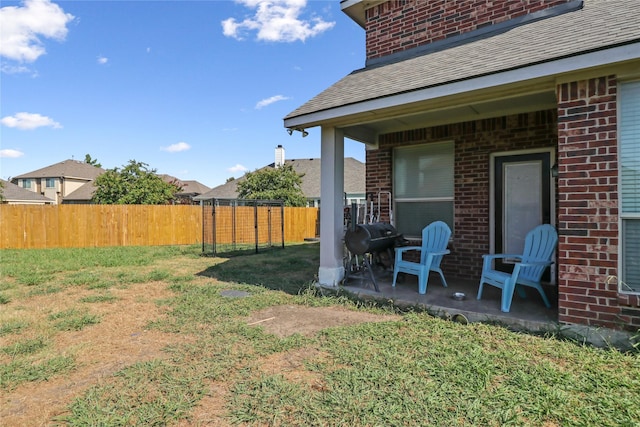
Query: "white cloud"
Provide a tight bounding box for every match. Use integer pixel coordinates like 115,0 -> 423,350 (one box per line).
0,0 -> 75,63
255,94 -> 289,109
161,142 -> 191,153
1,112 -> 61,130
222,0 -> 335,42
228,164 -> 248,174
97,55 -> 108,65
1,63 -> 32,74
0,149 -> 25,158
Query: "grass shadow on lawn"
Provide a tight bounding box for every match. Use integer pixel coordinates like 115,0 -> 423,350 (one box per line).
196,242 -> 320,295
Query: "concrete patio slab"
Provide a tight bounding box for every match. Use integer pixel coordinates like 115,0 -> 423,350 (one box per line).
341,266 -> 559,333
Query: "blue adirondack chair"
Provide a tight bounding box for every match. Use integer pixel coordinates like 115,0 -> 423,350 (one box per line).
392,221 -> 451,294
477,224 -> 558,312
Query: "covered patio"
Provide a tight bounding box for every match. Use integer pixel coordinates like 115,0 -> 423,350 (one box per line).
340,266 -> 558,332
285,0 -> 640,334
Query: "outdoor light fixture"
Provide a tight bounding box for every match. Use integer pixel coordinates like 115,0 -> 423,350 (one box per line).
286,127 -> 308,137
551,162 -> 559,177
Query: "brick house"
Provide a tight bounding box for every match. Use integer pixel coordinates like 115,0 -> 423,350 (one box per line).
284,0 -> 640,331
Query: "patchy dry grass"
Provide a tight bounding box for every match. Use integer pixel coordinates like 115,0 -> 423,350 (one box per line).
1,243 -> 639,426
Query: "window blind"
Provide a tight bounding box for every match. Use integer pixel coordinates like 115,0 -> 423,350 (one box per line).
622,219 -> 640,291
621,81 -> 640,213
394,141 -> 454,199
393,141 -> 454,237
620,81 -> 640,292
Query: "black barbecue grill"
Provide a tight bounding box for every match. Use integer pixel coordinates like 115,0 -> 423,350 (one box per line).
344,223 -> 404,291
345,223 -> 400,255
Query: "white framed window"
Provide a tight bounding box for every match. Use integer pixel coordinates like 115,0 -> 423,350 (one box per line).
393,141 -> 454,238
22,179 -> 32,189
45,178 -> 56,188
620,81 -> 640,294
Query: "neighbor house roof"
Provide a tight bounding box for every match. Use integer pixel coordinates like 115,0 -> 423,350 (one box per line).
285,0 -> 640,124
177,180 -> 211,196
63,182 -> 97,202
13,159 -> 105,181
195,157 -> 365,201
1,179 -> 55,204
159,174 -> 211,196
63,175 -> 211,202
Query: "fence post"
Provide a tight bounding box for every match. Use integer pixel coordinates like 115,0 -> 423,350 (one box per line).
201,203 -> 205,253
281,203 -> 285,248
232,200 -> 237,251
254,201 -> 259,254
268,205 -> 272,247
212,201 -> 217,257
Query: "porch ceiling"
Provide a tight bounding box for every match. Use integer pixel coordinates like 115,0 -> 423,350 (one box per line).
340,89 -> 558,143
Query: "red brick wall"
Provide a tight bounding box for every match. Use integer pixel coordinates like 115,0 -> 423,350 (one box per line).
370,111 -> 556,280
365,0 -> 573,60
557,76 -> 640,331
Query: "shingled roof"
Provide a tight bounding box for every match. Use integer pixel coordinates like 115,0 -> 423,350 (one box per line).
158,175 -> 211,196
63,182 -> 97,202
63,175 -> 212,203
178,180 -> 211,196
196,157 -> 365,201
285,0 -> 640,123
13,159 -> 104,180
1,179 -> 55,204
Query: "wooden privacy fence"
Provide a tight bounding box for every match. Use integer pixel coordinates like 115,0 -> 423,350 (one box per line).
0,205 -> 319,250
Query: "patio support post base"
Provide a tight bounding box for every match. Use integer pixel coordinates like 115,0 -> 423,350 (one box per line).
318,266 -> 345,288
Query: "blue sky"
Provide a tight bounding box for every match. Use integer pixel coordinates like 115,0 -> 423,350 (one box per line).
0,0 -> 366,188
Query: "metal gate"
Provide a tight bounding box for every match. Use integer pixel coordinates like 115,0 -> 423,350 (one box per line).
201,198 -> 284,256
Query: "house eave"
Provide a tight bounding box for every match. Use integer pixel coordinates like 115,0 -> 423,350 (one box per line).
284,42 -> 640,141
5,199 -> 54,204
340,0 -> 384,29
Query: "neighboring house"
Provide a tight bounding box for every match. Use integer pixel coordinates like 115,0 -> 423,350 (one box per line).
11,159 -> 104,205
196,145 -> 366,207
175,180 -> 212,205
63,175 -> 210,205
9,162 -> 210,205
62,182 -> 97,204
284,0 -> 640,332
0,179 -> 55,205
159,175 -> 211,205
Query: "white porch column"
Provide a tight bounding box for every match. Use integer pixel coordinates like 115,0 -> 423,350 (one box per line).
318,126 -> 345,287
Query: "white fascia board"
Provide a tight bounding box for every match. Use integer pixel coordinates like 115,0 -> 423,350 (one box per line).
340,0 -> 384,28
284,42 -> 640,129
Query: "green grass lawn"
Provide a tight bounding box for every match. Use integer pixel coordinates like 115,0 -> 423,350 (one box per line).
1,243 -> 639,426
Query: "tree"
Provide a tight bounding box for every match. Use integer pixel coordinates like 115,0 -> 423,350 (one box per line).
237,164 -> 307,207
84,154 -> 102,168
0,180 -> 4,203
92,160 -> 181,204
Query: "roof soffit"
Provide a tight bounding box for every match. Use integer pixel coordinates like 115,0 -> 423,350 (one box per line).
340,0 -> 384,28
